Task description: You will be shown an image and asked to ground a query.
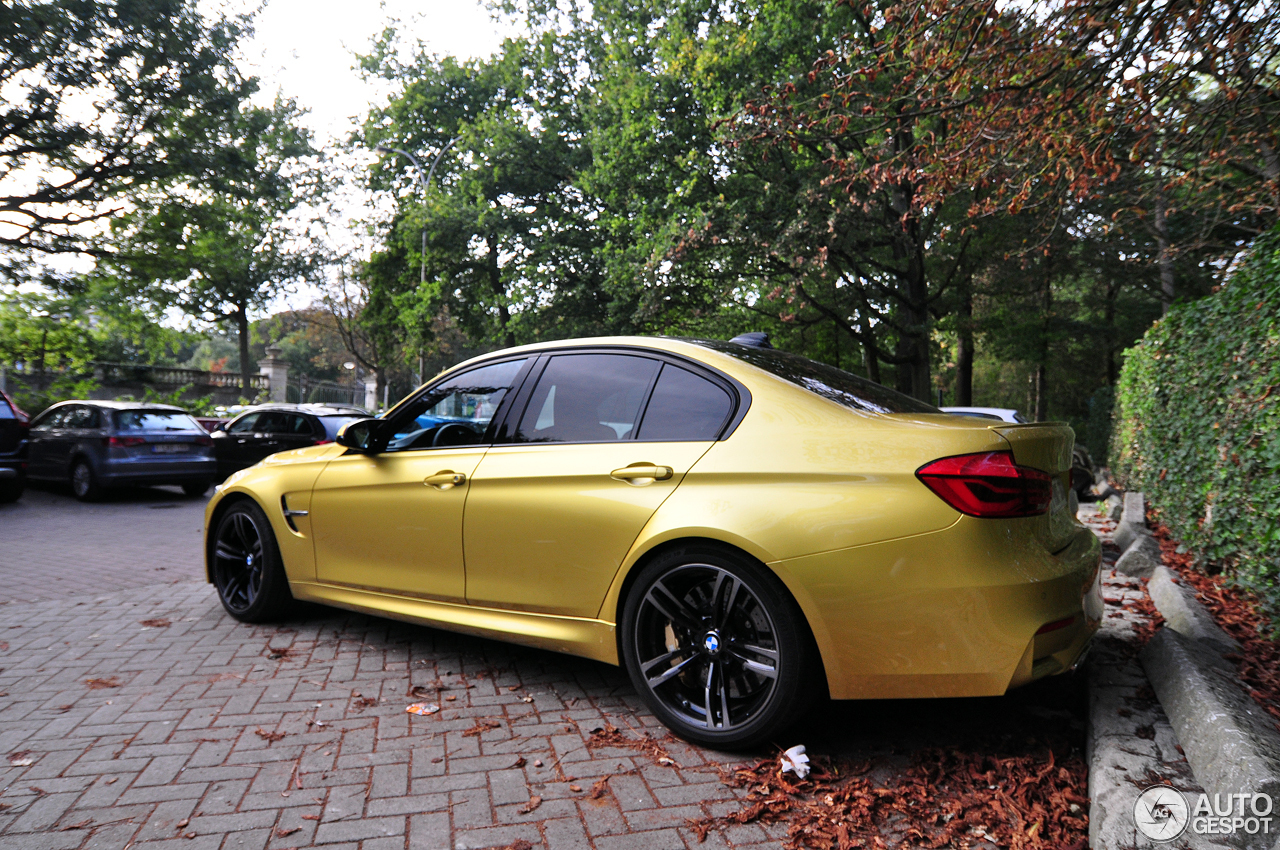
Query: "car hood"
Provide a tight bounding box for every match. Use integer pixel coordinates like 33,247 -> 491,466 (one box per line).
259,442 -> 348,468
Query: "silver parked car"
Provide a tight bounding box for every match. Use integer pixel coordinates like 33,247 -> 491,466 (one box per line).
26,401 -> 217,501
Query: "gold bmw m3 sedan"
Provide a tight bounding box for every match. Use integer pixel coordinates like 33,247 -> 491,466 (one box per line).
204,335 -> 1101,748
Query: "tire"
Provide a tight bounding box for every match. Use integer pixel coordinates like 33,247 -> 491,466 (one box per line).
182,480 -> 211,498
210,500 -> 292,622
70,459 -> 101,502
619,544 -> 818,750
0,478 -> 22,503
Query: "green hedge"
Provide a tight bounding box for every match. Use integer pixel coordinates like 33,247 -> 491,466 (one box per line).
1112,227 -> 1280,616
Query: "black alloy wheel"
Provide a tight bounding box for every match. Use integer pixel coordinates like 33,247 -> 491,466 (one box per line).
620,546 -> 816,749
70,459 -> 100,502
211,500 -> 291,622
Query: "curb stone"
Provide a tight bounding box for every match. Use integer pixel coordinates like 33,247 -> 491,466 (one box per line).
1079,502 -> 1217,850
1115,535 -> 1163,578
1114,492 -> 1280,850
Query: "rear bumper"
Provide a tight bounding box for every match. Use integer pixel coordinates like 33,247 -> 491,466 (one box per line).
774,518 -> 1102,700
100,458 -> 217,487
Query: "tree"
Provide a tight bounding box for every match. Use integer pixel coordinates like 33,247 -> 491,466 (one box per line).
0,0 -> 251,275
105,98 -> 323,397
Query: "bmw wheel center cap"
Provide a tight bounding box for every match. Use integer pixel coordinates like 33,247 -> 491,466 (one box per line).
703,631 -> 721,654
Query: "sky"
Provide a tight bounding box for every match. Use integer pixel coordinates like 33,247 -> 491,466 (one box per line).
238,0 -> 517,145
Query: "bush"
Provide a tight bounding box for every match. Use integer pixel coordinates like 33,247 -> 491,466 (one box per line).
1112,227 -> 1280,616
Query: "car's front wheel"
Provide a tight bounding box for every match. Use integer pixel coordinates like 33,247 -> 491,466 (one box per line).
211,500 -> 292,622
620,545 -> 818,750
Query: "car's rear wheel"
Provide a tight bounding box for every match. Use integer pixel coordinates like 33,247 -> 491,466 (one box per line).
620,545 -> 817,750
0,478 -> 22,503
70,459 -> 101,502
211,500 -> 292,622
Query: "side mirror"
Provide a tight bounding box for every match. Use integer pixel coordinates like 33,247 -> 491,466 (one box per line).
336,418 -> 387,453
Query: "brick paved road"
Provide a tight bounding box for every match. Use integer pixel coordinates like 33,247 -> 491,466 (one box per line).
0,485 -> 1091,849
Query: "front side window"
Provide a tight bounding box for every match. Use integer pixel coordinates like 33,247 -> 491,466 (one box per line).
226,413 -> 261,434
32,408 -> 69,430
65,406 -> 100,429
387,358 -> 528,451
516,354 -> 660,443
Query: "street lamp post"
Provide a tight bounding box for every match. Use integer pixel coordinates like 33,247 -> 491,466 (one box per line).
374,137 -> 463,383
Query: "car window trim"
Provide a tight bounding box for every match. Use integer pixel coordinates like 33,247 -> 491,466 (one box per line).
488,345 -> 751,447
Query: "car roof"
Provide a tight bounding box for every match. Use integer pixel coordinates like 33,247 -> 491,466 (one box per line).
236,404 -> 368,416
46,400 -> 188,412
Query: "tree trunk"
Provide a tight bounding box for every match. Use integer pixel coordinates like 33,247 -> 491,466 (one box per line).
1034,268 -> 1051,422
955,278 -> 973,406
236,306 -> 253,401
1154,175 -> 1176,314
487,236 -> 515,348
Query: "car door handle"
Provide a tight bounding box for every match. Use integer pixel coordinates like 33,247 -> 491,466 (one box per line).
610,464 -> 673,483
424,471 -> 466,490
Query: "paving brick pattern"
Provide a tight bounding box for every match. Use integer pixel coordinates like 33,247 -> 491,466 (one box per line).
0,483 -> 1104,849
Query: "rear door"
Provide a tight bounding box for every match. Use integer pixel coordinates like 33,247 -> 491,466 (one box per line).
272,412 -> 319,454
462,353 -> 731,618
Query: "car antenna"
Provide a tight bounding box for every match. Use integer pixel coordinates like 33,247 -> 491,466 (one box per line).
729,332 -> 772,349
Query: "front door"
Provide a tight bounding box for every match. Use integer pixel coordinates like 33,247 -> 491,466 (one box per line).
463,353 -> 733,618
310,358 -> 530,602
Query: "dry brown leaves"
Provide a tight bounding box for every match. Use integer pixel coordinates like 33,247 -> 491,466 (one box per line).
691,745 -> 1088,850
517,795 -> 542,814
84,677 -> 121,689
350,694 -> 378,712
254,729 -> 286,743
461,719 -> 502,737
138,618 -> 171,628
1150,521 -> 1280,728
586,723 -> 676,766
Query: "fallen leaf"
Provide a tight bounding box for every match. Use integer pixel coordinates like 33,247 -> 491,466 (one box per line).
569,784 -> 583,793
301,814 -> 320,821
276,826 -> 301,837
518,795 -> 542,814
85,677 -> 121,689
461,719 -> 501,737
139,618 -> 171,628
512,756 -> 526,768
59,819 -> 92,831
589,777 -> 610,799
7,751 -> 33,766
254,729 -> 286,743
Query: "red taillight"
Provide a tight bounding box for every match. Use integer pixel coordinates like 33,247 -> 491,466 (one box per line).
315,439 -> 333,445
106,436 -> 147,448
915,451 -> 1053,518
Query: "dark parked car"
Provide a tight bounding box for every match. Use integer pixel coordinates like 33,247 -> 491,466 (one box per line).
210,404 -> 367,479
0,389 -> 29,503
26,401 -> 216,501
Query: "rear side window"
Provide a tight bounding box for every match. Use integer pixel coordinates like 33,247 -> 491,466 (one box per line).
517,354 -> 659,443
115,410 -> 200,431
636,364 -> 733,441
65,407 -> 100,429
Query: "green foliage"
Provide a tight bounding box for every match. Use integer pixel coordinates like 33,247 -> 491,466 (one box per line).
1113,227 -> 1280,614
136,385 -> 220,417
0,0 -> 251,273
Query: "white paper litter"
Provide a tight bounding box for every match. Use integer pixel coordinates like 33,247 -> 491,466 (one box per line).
779,744 -> 810,779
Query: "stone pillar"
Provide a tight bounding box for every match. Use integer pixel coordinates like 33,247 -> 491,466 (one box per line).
363,376 -> 379,411
258,345 -> 288,403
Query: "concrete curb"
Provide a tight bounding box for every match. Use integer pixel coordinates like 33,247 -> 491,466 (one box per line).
1122,495 -> 1280,850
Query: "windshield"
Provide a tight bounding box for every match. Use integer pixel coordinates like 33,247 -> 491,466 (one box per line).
690,339 -> 940,415
114,410 -> 201,431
